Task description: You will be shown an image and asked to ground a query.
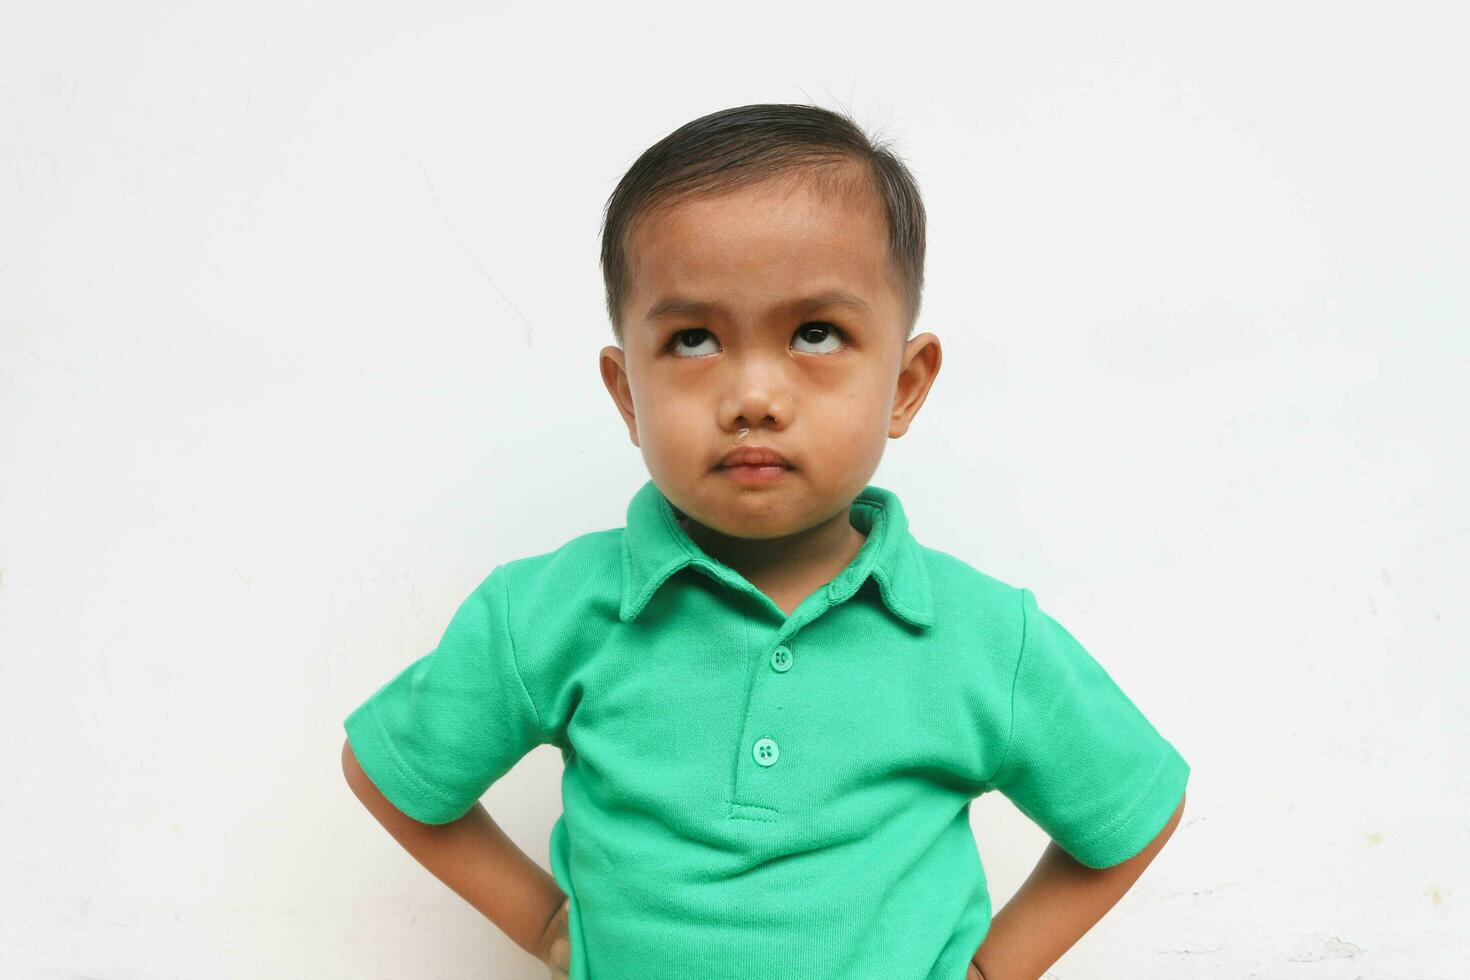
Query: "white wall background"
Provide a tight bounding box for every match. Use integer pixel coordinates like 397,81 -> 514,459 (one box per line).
2,2 -> 1465,977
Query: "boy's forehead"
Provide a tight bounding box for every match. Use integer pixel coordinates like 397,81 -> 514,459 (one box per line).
625,180 -> 894,322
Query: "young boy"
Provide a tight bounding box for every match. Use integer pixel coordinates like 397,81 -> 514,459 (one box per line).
341,102 -> 1190,980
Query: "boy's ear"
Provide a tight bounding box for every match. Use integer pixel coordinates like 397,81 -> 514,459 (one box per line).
599,345 -> 640,447
888,332 -> 942,439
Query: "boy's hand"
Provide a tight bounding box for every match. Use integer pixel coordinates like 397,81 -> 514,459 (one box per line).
535,894 -> 572,979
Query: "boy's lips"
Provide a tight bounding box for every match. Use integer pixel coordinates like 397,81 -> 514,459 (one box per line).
718,446 -> 793,469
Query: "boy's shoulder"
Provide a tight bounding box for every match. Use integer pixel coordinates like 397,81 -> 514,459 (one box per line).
914,541 -> 1026,613
493,526 -> 625,606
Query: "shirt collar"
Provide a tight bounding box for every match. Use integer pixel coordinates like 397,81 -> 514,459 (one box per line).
618,478 -> 934,629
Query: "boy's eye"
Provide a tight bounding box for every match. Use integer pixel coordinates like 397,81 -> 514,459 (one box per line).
793,322 -> 846,354
665,322 -> 847,358
666,328 -> 719,357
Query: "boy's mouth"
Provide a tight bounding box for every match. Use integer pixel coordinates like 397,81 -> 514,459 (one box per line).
718,446 -> 793,469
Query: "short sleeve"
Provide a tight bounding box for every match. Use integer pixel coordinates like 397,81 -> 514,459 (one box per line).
343,565 -> 547,825
986,587 -> 1190,869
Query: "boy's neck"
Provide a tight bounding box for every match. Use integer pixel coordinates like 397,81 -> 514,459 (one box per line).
678,507 -> 869,598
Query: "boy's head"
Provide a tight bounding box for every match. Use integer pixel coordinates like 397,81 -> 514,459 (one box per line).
598,103 -> 941,543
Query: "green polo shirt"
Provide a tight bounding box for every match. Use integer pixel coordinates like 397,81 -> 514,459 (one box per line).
344,478 -> 1190,979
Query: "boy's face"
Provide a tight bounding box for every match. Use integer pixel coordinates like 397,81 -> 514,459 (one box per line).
600,171 -> 940,542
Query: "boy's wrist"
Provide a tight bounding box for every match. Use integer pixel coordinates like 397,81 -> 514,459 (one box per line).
534,893 -> 572,975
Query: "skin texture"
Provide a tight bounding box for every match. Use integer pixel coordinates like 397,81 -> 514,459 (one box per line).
599,167 -> 943,615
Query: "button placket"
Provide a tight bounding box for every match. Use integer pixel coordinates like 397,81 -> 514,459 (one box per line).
748,644 -> 793,771
733,622 -> 818,812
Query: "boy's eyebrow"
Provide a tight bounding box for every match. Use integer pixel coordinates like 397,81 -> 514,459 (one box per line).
643,289 -> 871,323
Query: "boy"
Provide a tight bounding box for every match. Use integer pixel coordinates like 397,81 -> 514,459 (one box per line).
341,102 -> 1190,980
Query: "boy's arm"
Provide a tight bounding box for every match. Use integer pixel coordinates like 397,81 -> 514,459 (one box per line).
972,792 -> 1186,980
341,738 -> 566,961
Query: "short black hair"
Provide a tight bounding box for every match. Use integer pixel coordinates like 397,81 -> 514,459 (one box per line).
599,102 -> 926,346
